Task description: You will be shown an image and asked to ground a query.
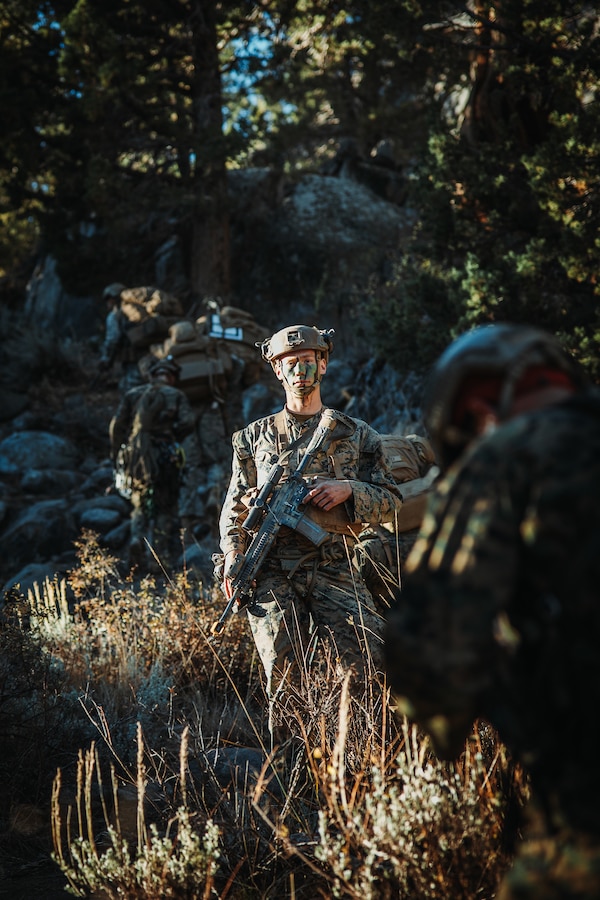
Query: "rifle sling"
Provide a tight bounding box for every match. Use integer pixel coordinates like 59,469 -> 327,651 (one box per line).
272,408 -> 361,538
273,408 -> 321,465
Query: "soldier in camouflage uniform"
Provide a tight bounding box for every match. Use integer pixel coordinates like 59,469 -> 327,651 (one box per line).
384,324 -> 600,899
219,325 -> 403,731
99,283 -> 147,392
110,356 -> 196,572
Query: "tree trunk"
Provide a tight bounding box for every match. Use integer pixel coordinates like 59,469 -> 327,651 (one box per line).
189,0 -> 231,301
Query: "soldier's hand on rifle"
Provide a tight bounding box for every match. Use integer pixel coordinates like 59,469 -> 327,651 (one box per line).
223,550 -> 244,599
304,479 -> 352,511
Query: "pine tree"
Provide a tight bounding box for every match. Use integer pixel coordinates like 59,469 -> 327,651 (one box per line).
369,1 -> 600,375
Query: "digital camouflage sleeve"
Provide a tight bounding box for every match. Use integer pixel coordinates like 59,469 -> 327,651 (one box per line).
220,408 -> 403,558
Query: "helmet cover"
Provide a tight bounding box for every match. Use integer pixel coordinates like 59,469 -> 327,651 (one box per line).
257,325 -> 334,364
424,323 -> 582,468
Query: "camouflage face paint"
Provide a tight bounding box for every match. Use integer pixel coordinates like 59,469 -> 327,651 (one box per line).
280,354 -> 319,397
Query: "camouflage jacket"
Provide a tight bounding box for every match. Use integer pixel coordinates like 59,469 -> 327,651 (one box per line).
100,306 -> 141,366
385,389 -> 600,832
219,407 -> 403,559
109,382 -> 196,460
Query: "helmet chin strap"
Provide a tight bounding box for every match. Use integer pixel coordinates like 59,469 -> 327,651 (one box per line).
283,373 -> 318,398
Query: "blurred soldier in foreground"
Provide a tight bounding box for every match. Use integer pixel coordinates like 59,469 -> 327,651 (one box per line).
218,325 -> 403,733
110,356 -> 196,572
385,323 -> 600,899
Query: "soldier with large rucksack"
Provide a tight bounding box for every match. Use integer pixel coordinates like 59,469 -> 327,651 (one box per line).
143,300 -> 270,439
139,302 -> 270,533
109,356 -> 196,572
99,284 -> 184,391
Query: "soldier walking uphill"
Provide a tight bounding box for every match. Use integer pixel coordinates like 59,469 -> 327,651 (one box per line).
110,357 -> 196,573
99,283 -> 182,392
384,324 -> 600,900
218,325 -> 403,735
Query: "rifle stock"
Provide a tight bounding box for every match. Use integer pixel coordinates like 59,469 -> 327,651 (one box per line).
211,408 -> 338,636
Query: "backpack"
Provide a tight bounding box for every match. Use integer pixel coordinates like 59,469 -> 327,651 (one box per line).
196,306 -> 270,388
354,433 -> 439,606
120,287 -> 184,348
378,433 -> 437,484
143,322 -> 235,404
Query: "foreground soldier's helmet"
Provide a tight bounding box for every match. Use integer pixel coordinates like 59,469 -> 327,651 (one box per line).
424,323 -> 583,469
148,355 -> 181,380
103,283 -> 126,301
258,325 -> 334,367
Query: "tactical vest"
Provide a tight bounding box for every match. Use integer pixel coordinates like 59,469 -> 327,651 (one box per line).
272,410 -> 363,537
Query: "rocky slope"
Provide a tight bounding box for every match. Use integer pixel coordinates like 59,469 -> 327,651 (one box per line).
0,338 -> 425,597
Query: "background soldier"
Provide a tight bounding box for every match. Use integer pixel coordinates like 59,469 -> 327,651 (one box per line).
218,324 -> 403,735
99,282 -> 145,391
109,356 -> 196,572
384,323 -> 600,899
99,283 -> 183,392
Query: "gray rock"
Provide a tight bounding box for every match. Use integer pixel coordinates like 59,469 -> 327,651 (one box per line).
71,493 -> 131,519
2,561 -> 72,598
178,541 -> 215,584
0,388 -> 29,422
281,174 -> 405,250
21,468 -> 84,494
0,431 -> 79,474
79,506 -> 122,533
198,748 -> 283,798
25,254 -> 102,339
80,466 -> 115,494
9,410 -> 47,431
242,382 -> 279,424
321,358 -> 355,409
2,499 -> 78,570
102,520 -> 131,549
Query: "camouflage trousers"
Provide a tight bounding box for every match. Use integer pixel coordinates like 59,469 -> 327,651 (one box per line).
129,468 -> 181,571
498,802 -> 600,900
246,554 -> 384,736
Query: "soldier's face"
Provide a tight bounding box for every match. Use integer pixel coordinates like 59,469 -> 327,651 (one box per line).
276,350 -> 325,396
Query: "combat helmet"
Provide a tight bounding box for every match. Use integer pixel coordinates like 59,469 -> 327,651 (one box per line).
258,325 -> 334,367
424,323 -> 583,469
148,355 -> 181,381
103,282 -> 126,301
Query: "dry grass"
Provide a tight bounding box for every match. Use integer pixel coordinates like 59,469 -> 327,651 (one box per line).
0,533 -> 527,898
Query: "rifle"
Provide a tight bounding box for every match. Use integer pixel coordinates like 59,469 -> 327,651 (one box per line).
211,408 -> 339,636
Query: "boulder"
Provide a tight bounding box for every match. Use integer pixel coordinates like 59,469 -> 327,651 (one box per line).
102,520 -> 131,550
0,387 -> 30,422
79,506 -> 122,533
2,561 -> 72,597
21,468 -> 84,495
228,169 -> 414,356
0,431 -> 79,475
2,499 -> 78,571
25,254 -> 102,338
71,494 -> 131,519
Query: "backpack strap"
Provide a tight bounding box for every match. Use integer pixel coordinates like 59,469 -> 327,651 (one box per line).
272,408 -> 324,464
273,409 -> 289,455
